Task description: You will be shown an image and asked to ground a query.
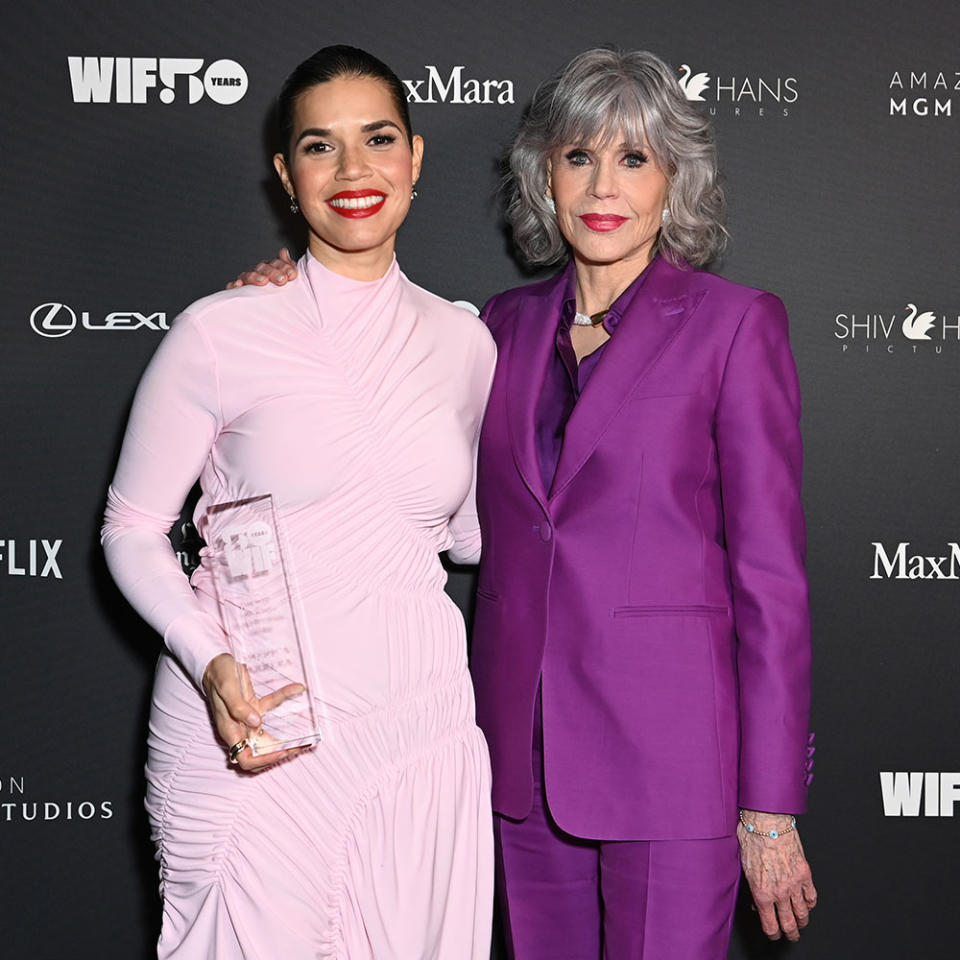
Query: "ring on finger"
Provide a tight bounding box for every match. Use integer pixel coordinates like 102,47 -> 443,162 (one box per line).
228,738 -> 250,764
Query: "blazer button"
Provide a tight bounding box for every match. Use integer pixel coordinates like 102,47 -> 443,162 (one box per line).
538,522 -> 553,542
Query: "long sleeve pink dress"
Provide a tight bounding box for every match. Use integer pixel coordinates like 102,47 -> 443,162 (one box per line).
102,253 -> 496,959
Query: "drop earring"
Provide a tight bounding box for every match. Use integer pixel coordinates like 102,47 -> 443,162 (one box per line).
288,194 -> 299,214
545,195 -> 556,213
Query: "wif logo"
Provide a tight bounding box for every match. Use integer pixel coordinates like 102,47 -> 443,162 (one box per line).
880,772 -> 960,816
68,57 -> 247,104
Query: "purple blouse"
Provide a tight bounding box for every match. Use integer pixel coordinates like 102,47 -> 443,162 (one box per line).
534,257 -> 657,492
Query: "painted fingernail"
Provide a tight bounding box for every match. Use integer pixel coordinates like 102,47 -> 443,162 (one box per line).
247,712 -> 261,727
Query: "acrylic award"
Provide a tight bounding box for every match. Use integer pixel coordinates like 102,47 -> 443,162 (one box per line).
206,494 -> 322,755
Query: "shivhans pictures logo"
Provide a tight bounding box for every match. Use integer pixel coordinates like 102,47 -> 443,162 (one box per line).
834,301 -> 959,354
68,57 -> 248,104
889,70 -> 956,117
677,63 -> 798,117
30,302 -> 169,338
403,66 -> 514,104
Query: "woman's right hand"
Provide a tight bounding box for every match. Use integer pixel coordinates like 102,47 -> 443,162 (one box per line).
202,652 -> 308,771
225,248 -> 299,289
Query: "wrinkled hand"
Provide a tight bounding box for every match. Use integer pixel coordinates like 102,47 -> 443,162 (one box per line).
202,652 -> 308,771
738,810 -> 817,941
225,247 -> 298,289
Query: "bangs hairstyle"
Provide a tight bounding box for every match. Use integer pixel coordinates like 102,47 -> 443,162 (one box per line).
505,48 -> 727,268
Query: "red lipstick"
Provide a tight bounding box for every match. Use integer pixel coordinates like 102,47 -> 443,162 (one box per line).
326,189 -> 387,218
579,214 -> 628,232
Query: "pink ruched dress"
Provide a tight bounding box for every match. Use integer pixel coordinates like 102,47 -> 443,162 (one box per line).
101,253 -> 496,959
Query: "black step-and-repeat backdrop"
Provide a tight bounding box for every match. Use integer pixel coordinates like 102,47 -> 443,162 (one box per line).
2,0 -> 958,956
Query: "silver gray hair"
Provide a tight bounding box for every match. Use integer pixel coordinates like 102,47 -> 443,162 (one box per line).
505,48 -> 727,268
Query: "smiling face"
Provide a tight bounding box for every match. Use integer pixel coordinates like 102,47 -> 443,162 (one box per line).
548,132 -> 669,274
273,75 -> 423,279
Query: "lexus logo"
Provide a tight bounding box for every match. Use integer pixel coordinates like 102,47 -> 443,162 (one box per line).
30,302 -> 77,338
28,303 -> 169,337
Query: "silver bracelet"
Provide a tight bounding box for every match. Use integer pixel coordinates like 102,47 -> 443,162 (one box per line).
739,810 -> 797,839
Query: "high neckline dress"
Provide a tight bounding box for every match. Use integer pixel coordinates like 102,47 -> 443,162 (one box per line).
102,252 -> 496,958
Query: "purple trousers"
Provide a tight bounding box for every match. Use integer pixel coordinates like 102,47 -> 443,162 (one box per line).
495,699 -> 741,959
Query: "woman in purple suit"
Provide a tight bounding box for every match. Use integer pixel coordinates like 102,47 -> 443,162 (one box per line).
470,48 -> 816,958
242,46 -> 816,960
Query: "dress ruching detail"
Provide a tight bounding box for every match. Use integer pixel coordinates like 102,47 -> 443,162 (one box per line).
105,253 -> 496,958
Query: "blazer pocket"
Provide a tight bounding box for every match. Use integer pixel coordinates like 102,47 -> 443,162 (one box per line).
476,587 -> 500,603
612,604 -> 728,618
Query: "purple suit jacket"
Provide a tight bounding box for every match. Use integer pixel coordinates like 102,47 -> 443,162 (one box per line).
471,255 -> 813,841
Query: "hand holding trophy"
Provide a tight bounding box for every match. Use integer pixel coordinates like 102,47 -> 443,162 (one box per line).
205,495 -> 322,769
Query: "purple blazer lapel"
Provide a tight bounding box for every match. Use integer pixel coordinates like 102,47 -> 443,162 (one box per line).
505,266 -> 574,507
550,257 -> 705,500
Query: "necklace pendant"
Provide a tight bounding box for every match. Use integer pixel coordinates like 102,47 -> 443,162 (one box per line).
573,309 -> 610,327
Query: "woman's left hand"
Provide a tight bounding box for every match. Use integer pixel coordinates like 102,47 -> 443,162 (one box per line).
225,248 -> 298,289
737,810 -> 817,941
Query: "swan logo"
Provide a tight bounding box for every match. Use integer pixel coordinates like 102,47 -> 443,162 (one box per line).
901,304 -> 937,340
678,65 -> 711,101
835,302 -> 960,354
675,63 -> 798,117
68,57 -> 248,105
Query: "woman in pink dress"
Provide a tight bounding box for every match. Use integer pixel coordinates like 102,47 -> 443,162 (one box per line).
102,45 -> 495,959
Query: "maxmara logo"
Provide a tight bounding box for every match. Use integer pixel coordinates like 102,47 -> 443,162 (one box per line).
871,542 -> 960,580
402,65 -> 514,104
834,302 -> 960,354
880,772 -> 960,816
68,57 -> 248,105
30,302 -> 169,338
678,63 -> 798,117
888,70 -> 957,117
